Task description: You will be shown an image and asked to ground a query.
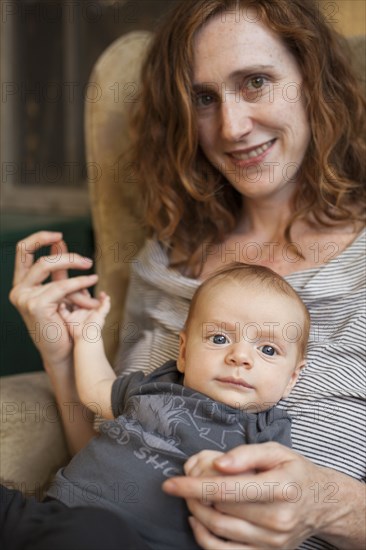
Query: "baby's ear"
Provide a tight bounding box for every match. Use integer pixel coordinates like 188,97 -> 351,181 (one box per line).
177,331 -> 187,373
283,360 -> 306,398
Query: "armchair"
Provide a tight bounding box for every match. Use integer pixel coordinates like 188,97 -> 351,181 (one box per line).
0,30 -> 364,496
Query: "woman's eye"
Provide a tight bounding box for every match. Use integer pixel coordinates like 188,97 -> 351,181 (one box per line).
195,93 -> 215,108
248,76 -> 266,90
211,334 -> 228,345
260,345 -> 276,356
249,76 -> 264,90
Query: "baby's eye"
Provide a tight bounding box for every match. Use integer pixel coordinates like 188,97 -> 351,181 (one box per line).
259,345 -> 276,356
211,334 -> 229,345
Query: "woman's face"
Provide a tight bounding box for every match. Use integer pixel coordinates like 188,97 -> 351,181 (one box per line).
192,11 -> 311,203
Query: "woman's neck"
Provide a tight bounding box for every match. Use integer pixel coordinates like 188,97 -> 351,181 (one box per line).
237,197 -> 295,241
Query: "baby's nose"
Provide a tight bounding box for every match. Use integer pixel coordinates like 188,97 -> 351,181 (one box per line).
225,342 -> 253,368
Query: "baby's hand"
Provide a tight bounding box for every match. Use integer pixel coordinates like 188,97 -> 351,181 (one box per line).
184,450 -> 225,477
59,291 -> 110,342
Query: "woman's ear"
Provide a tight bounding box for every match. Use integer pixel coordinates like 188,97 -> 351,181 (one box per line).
282,360 -> 306,398
177,331 -> 187,373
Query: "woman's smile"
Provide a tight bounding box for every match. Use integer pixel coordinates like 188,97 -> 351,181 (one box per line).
226,138 -> 276,166
193,12 -> 311,200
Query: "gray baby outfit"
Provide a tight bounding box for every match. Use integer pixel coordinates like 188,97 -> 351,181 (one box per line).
48,360 -> 292,550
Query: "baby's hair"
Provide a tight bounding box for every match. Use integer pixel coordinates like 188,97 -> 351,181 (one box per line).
185,262 -> 310,358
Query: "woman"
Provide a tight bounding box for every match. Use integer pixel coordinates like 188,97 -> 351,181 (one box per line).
10,0 -> 365,548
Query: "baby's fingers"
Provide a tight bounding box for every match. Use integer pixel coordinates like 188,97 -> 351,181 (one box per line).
67,290 -> 100,309
58,302 -> 71,323
98,292 -> 111,316
185,451 -> 224,477
78,293 -> 110,327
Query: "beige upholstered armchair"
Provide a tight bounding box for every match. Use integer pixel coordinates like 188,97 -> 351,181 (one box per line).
85,31 -> 152,366
0,31 -> 365,496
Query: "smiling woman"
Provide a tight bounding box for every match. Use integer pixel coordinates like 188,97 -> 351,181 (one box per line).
122,1 -> 365,548
129,0 -> 365,276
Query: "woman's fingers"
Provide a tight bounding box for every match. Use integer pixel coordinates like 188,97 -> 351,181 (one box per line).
80,289 -> 91,296
12,274 -> 99,315
187,501 -> 256,549
38,274 -> 99,307
164,443 -> 297,504
11,231 -> 98,309
189,517 -> 251,550
13,231 -> 63,286
163,474 -> 253,502
187,499 -> 285,548
49,241 -> 99,308
212,442 -> 289,473
21,253 -> 94,287
50,239 -> 69,282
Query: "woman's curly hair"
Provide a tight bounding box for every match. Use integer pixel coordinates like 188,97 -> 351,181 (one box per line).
128,0 -> 366,272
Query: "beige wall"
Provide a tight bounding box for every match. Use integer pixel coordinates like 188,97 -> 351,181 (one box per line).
319,0 -> 366,36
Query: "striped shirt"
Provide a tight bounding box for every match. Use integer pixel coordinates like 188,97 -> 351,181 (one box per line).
115,229 -> 366,550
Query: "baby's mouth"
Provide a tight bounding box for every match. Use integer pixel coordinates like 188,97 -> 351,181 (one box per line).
216,377 -> 254,389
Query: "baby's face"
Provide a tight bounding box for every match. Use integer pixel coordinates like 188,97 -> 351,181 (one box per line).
177,281 -> 305,412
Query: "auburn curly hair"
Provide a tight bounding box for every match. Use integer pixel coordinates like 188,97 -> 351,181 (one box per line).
128,0 -> 365,273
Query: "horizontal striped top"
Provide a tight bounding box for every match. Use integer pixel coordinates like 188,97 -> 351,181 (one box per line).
115,229 -> 366,550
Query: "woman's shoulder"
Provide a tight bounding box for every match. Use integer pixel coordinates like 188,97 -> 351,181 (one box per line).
132,238 -> 200,298
285,224 -> 365,277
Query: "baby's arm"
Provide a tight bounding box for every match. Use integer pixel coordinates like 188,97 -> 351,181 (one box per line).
60,292 -> 116,419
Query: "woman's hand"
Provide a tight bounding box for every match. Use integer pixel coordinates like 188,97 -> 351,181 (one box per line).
9,231 -> 103,454
164,442 -> 365,549
9,231 -> 100,370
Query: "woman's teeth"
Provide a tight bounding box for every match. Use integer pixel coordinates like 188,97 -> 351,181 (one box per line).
231,139 -> 275,160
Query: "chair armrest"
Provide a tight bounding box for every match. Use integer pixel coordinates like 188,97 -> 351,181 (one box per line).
0,372 -> 69,497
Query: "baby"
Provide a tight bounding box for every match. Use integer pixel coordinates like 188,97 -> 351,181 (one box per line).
50,263 -> 310,550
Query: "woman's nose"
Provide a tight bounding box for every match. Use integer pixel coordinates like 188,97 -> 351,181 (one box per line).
225,342 -> 253,368
220,96 -> 253,142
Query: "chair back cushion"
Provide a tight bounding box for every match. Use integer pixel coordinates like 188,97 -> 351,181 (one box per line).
85,31 -> 152,361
